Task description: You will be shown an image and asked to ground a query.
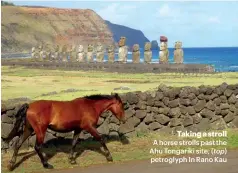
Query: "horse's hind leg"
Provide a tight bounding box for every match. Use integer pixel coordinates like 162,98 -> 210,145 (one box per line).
7,121 -> 33,171
68,129 -> 82,164
85,125 -> 113,162
33,125 -> 53,169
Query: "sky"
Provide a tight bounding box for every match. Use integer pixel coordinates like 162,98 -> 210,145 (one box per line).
7,1 -> 238,48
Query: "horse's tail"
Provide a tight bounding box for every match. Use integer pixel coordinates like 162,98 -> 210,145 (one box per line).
2,103 -> 29,143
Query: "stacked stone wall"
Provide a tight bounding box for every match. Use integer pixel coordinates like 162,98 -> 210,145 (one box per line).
1,83 -> 238,151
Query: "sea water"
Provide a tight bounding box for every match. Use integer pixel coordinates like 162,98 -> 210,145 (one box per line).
3,47 -> 238,72
100,47 -> 238,72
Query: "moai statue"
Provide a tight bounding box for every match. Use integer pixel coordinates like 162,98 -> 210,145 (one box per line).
96,42 -> 104,62
68,45 -> 77,62
173,41 -> 184,64
159,36 -> 169,64
57,45 -> 62,62
107,45 -> 115,63
76,45 -> 85,62
66,45 -> 73,62
66,45 -> 71,61
118,36 -> 128,63
51,45 -> 60,62
33,45 -> 40,61
61,44 -> 68,62
31,47 -> 36,60
144,42 -> 152,63
87,44 -> 94,62
38,44 -> 44,61
44,44 -> 51,62
132,44 -> 140,63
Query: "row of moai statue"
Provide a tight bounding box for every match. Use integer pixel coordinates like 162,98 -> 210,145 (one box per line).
159,36 -> 184,64
31,43 -> 109,63
31,37 -> 184,64
117,36 -> 153,64
119,36 -> 184,64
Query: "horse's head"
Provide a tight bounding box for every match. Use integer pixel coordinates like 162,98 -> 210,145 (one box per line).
109,93 -> 126,123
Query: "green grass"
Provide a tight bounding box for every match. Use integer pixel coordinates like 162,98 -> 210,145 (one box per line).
1,66 -> 238,172
1,129 -> 238,173
1,66 -> 238,101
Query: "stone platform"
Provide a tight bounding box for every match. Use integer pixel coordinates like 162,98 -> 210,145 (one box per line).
1,60 -> 215,73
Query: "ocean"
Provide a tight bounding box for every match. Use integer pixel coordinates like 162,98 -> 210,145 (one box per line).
103,47 -> 238,72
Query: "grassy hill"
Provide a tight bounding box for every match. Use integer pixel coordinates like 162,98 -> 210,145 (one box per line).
1,6 -> 114,53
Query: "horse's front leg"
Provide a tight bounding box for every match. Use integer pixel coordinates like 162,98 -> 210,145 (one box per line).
85,125 -> 113,162
68,129 -> 81,164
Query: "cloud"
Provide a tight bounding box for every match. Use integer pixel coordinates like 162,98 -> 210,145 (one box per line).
208,16 -> 221,24
155,4 -> 182,24
157,4 -> 171,17
120,5 -> 137,11
96,3 -> 137,24
155,4 -> 221,27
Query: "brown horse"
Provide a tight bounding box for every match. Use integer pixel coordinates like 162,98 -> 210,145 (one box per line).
4,93 -> 126,171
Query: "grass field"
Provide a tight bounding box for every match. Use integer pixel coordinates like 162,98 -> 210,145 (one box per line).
1,129 -> 238,173
1,66 -> 238,101
1,66 -> 238,172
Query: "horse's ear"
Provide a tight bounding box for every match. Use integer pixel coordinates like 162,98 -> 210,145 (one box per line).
114,93 -> 119,99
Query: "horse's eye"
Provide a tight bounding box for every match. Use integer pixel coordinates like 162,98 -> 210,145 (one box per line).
123,102 -> 129,109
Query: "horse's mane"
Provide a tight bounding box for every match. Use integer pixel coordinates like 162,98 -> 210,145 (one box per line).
83,93 -> 122,102
83,94 -> 115,100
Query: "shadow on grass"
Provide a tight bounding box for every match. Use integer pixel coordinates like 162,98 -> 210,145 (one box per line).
12,151 -> 36,170
10,134 -> 130,171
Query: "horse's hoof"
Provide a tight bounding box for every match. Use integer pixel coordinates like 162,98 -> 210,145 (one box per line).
69,160 -> 77,165
43,163 -> 54,169
7,163 -> 14,171
106,156 -> 113,162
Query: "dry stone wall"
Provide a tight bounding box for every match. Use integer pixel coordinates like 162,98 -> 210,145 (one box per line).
1,83 -> 238,151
